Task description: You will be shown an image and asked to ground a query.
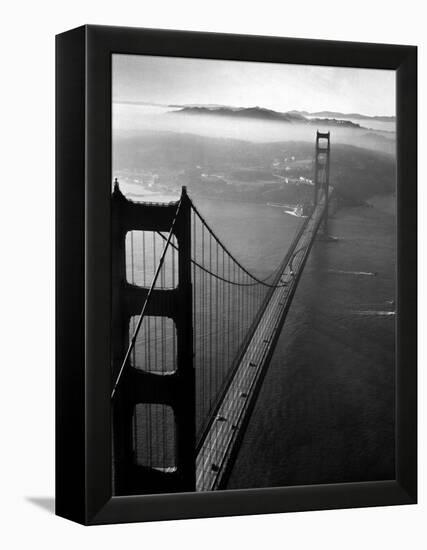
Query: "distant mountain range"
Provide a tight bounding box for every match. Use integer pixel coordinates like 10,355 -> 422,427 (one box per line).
289,110 -> 395,122
115,101 -> 395,123
170,105 -> 365,128
173,106 -> 305,122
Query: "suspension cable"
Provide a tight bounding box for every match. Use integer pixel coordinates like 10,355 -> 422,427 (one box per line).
190,198 -> 287,287
155,230 -> 283,287
157,197 -> 312,289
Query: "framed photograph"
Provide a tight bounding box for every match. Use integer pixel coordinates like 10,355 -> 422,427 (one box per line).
56,25 -> 417,525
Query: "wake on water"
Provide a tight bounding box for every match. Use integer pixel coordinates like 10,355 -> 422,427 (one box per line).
352,310 -> 395,317
327,269 -> 377,277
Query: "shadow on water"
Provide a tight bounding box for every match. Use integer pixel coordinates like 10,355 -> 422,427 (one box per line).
26,497 -> 55,514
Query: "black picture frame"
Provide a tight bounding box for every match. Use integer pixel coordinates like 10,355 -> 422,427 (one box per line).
56,24 -> 417,525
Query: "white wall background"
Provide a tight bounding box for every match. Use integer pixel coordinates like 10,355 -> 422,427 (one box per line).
0,0 -> 424,547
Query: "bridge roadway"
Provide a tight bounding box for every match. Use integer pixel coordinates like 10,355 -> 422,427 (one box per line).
195,194 -> 327,491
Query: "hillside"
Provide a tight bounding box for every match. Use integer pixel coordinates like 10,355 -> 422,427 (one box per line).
113,131 -> 396,205
172,106 -> 361,128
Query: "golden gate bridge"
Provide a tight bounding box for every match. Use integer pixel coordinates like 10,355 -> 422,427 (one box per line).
111,132 -> 332,495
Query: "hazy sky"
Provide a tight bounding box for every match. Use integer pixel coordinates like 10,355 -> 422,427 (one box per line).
112,54 -> 395,117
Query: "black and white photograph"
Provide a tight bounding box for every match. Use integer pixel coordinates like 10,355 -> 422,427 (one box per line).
2,0 -> 421,543
111,54 -> 398,496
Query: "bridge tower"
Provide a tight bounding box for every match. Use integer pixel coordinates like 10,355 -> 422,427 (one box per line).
314,131 -> 331,234
111,182 -> 195,495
